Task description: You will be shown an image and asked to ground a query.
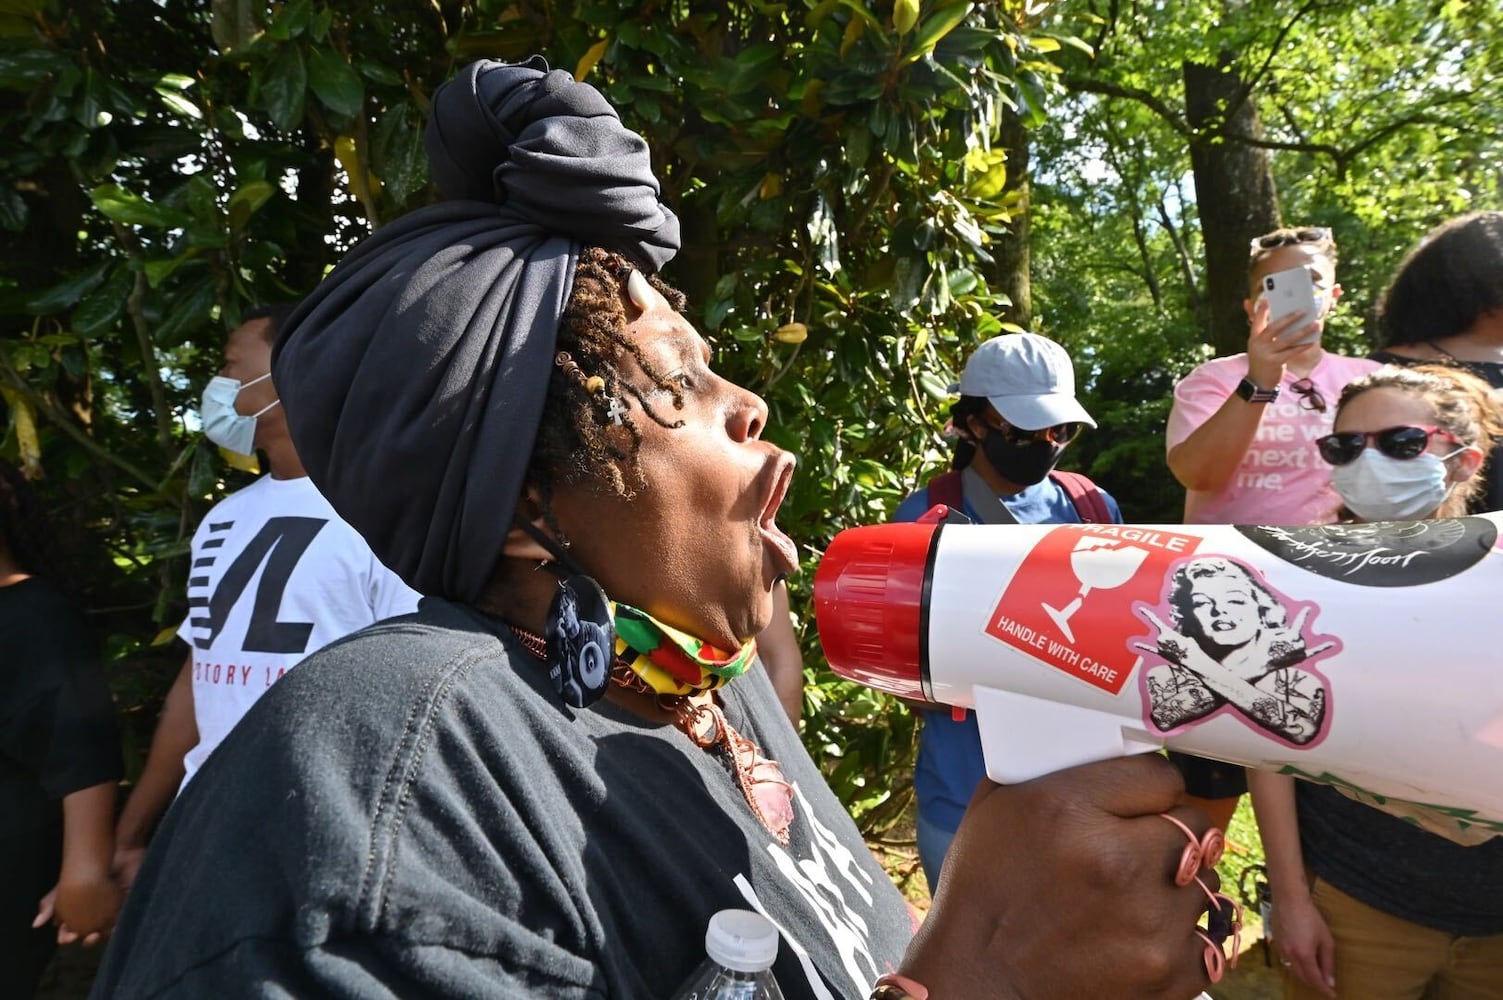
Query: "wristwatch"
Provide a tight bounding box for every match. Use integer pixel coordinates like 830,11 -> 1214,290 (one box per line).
1235,376 -> 1280,404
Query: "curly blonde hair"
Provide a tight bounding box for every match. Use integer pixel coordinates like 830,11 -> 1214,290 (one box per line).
1337,364 -> 1503,517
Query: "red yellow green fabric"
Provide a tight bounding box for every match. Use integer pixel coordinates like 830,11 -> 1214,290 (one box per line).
612,602 -> 757,697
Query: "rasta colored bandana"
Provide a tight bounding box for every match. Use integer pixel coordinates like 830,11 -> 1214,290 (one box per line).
612,602 -> 758,697
510,602 -> 790,844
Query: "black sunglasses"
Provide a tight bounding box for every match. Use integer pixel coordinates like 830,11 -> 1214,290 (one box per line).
1316,424 -> 1461,466
1289,378 -> 1326,413
1250,227 -> 1332,251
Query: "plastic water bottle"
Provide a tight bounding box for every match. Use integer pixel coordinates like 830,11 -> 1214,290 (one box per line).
669,909 -> 785,1000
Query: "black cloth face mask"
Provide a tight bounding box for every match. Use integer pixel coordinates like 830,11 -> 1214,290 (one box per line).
980,429 -> 1064,488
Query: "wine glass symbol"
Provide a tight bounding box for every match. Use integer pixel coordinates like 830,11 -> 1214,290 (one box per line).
1043,538 -> 1152,642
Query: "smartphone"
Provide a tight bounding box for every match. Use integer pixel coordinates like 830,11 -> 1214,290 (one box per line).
1260,267 -> 1323,345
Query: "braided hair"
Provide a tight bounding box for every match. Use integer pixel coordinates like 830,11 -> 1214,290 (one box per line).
526,247 -> 692,545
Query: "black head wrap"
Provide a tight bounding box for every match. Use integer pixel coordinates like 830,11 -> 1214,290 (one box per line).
271,57 -> 680,601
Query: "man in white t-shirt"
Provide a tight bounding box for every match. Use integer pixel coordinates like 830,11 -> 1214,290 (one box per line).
1165,226 -> 1379,830
111,306 -> 420,889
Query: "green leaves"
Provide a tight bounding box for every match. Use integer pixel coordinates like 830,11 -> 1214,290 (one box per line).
26,260 -> 112,314
260,43 -> 306,130
372,103 -> 428,207
154,275 -> 219,348
90,183 -> 193,229
307,48 -> 363,117
72,266 -> 132,336
226,180 -> 275,233
212,0 -> 262,52
902,1 -> 973,66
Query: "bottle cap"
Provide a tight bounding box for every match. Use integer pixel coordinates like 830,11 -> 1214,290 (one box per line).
704,909 -> 779,973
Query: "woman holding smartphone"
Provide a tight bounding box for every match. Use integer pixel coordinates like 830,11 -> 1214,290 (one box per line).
1163,226 -> 1379,830
1249,363 -> 1503,999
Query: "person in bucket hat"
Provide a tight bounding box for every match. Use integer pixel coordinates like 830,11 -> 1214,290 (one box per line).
892,331 -> 1123,892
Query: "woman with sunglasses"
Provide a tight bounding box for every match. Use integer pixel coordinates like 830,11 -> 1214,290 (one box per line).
91,60 -> 1225,1000
1369,211 -> 1503,512
1248,364 -> 1503,999
889,332 -> 1122,894
1165,226 -> 1379,832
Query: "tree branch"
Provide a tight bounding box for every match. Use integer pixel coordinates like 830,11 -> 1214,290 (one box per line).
847,156 -> 898,250
1220,0 -> 1327,126
1062,75 -> 1190,136
109,222 -> 177,455
0,357 -> 165,496
1157,193 -> 1200,309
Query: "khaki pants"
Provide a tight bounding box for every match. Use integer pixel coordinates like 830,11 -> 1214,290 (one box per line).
1283,877 -> 1503,1000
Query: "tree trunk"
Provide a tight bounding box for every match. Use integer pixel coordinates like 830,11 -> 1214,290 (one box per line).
1183,55 -> 1281,356
989,104 -> 1031,331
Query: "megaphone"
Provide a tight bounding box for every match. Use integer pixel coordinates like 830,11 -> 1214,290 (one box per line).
815,509 -> 1503,843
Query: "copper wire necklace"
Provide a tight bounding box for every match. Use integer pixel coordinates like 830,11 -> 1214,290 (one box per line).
509,625 -> 794,845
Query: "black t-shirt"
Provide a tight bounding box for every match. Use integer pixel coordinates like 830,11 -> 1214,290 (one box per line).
1368,350 -> 1503,513
1,577 -> 122,912
93,600 -> 916,998
1297,781 -> 1503,936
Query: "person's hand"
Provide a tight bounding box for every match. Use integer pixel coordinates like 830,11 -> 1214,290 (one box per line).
112,842 -> 148,893
1272,890 -> 1337,997
1133,607 -> 1194,668
897,755 -> 1223,999
33,873 -> 123,947
1246,298 -> 1320,388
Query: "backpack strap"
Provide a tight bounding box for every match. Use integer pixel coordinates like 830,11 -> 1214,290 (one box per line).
925,469 -> 964,513
1049,470 -> 1113,524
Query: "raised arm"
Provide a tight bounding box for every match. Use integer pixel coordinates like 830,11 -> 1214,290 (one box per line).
1167,304 -> 1317,493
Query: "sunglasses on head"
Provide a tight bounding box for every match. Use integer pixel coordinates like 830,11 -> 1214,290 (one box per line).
1316,425 -> 1461,466
1250,227 -> 1332,251
986,415 -> 1084,446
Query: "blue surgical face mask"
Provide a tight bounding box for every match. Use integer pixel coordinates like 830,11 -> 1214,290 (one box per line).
1330,449 -> 1454,522
201,372 -> 277,456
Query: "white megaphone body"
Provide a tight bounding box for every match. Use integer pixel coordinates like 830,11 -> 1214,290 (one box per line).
814,508 -> 1503,843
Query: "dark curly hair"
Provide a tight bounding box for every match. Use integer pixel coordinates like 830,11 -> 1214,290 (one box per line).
1377,212 -> 1503,348
0,458 -> 70,585
526,247 -> 691,545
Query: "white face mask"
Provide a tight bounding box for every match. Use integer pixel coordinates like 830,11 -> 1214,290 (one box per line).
201,372 -> 278,456
1330,449 -> 1454,521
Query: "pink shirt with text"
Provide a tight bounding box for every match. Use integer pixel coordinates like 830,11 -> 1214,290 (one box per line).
1167,352 -> 1381,525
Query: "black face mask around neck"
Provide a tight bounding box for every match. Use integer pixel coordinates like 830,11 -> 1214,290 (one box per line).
979,430 -> 1064,489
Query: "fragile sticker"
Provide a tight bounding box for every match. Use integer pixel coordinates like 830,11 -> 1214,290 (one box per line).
985,524 -> 1203,694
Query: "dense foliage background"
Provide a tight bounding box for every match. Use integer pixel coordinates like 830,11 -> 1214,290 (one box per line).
2,0 -> 1497,833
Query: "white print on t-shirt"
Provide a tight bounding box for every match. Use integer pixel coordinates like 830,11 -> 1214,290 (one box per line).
191,662 -> 287,687
732,783 -> 885,999
1236,400 -> 1337,491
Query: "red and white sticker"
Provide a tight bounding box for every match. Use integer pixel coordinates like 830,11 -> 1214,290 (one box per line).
985,524 -> 1203,694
